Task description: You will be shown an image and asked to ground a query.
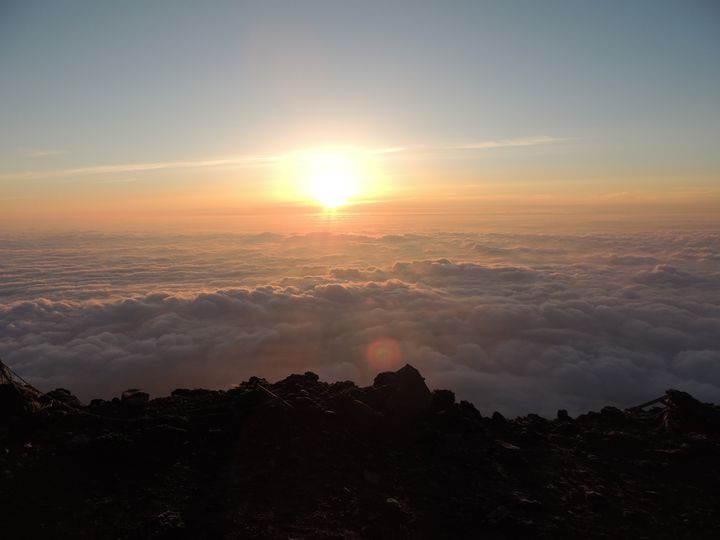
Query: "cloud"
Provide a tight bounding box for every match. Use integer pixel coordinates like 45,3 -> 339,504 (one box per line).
633,264 -> 714,286
17,148 -> 67,157
0,155 -> 279,180
0,136 -> 567,181
439,136 -> 568,151
1,231 -> 718,416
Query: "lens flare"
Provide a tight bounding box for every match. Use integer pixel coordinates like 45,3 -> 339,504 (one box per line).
367,338 -> 402,371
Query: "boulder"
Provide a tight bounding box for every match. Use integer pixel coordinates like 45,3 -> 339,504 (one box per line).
279,372 -> 321,390
663,388 -> 720,433
372,364 -> 432,418
121,389 -> 150,409
303,371 -> 320,382
373,370 -> 399,388
46,388 -> 81,408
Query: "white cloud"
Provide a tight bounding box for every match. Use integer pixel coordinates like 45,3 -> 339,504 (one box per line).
1,231 -> 718,416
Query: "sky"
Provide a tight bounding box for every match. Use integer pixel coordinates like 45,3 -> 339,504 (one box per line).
1,0 -> 719,229
1,2 -> 720,414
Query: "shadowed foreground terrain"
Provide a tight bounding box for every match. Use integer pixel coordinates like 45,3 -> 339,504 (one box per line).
2,364 -> 719,539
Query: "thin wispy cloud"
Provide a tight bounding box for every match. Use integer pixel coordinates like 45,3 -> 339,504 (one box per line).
94,177 -> 143,185
0,154 -> 280,180
440,136 -> 568,150
1,136 -> 567,181
17,148 -> 68,157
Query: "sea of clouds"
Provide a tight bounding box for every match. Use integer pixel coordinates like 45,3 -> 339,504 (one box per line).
1,230 -> 719,416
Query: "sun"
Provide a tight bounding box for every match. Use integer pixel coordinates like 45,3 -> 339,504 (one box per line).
275,145 -> 384,209
302,150 -> 361,208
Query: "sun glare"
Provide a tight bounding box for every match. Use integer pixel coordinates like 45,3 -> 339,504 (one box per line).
304,152 -> 360,208
275,145 -> 385,209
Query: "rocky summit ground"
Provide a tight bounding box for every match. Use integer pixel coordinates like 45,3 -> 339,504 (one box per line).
1,364 -> 720,539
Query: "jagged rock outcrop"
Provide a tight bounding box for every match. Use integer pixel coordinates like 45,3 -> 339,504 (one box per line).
370,363 -> 432,418
1,365 -> 719,539
46,388 -> 82,407
0,383 -> 40,419
663,388 -> 720,433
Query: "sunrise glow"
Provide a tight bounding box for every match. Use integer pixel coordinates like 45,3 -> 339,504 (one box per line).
274,147 -> 380,209
304,151 -> 360,208
2,3 -> 720,535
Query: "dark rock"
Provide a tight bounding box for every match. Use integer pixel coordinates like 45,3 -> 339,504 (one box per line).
557,409 -> 570,422
121,388 -> 149,409
373,370 -> 398,388
171,388 -> 218,398
46,388 -> 81,408
527,413 -> 547,425
331,380 -> 356,391
600,406 -> 624,419
147,510 -> 185,539
142,424 -> 189,447
459,399 -> 482,419
303,371 -> 320,382
229,387 -> 269,408
663,388 -> 720,433
486,504 -> 512,524
332,395 -> 381,426
2,368 -> 719,540
90,432 -> 133,458
432,389 -> 456,411
492,411 -> 507,425
0,383 -> 40,419
382,497 -> 412,522
363,469 -> 381,484
372,364 -> 432,418
289,395 -> 318,410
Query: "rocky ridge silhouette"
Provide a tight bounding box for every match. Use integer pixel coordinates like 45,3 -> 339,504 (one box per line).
1,363 -> 719,539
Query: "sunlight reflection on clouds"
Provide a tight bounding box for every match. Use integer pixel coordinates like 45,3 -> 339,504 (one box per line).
1,230 -> 719,415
